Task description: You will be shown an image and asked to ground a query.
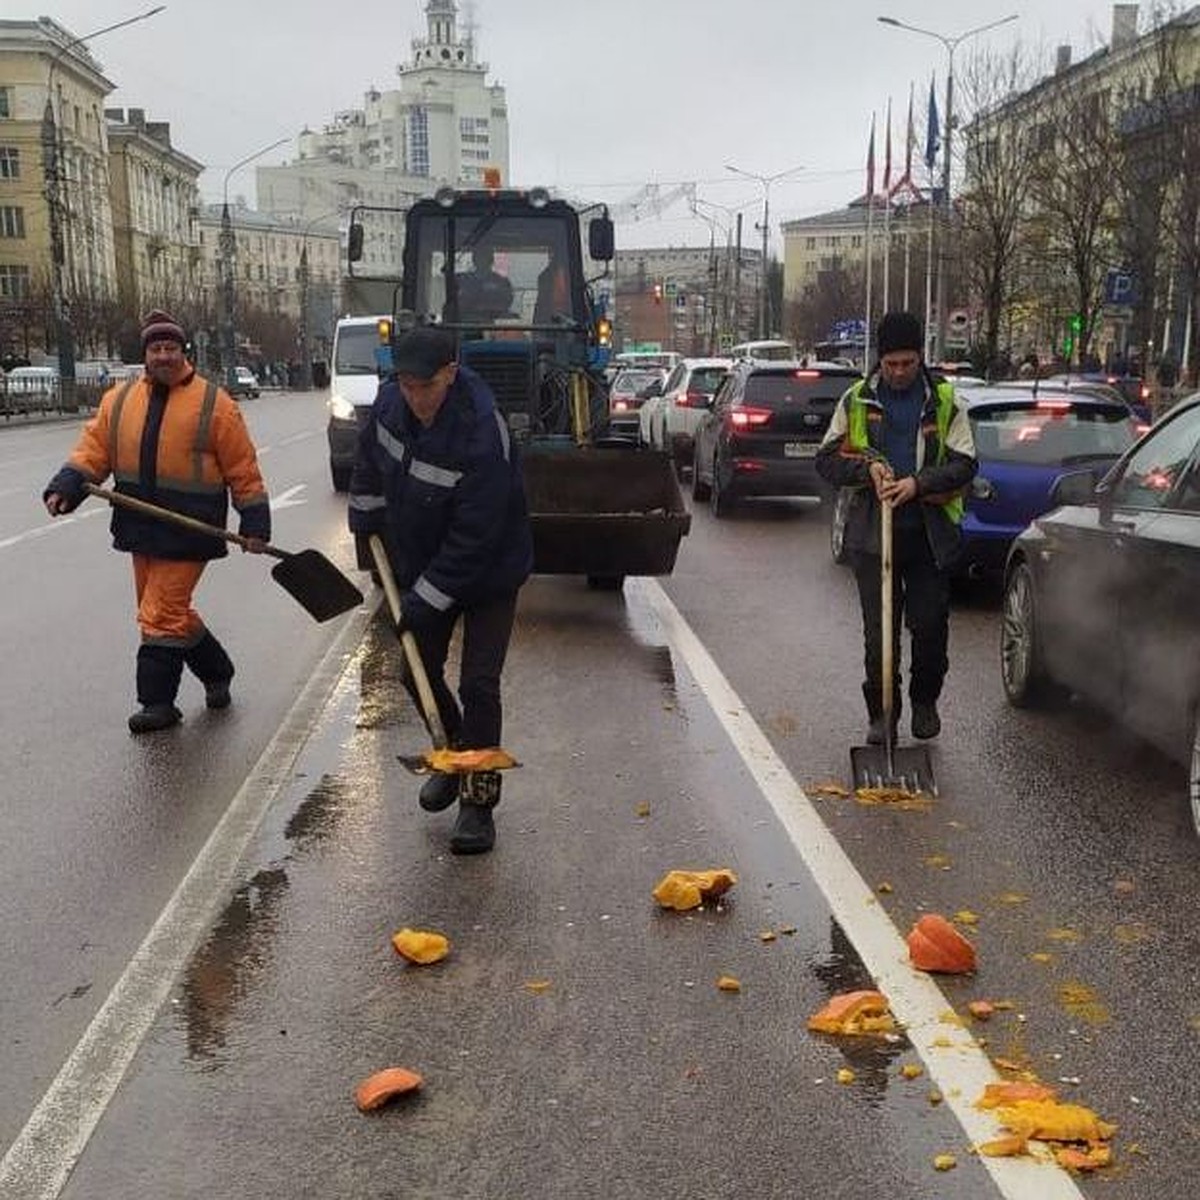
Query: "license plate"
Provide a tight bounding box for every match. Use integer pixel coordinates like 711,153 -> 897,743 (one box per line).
784,442 -> 817,458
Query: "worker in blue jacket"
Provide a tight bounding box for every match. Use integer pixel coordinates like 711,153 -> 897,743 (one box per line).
348,326 -> 532,854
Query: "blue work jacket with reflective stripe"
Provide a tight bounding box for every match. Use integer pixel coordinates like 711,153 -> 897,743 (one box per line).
347,365 -> 533,608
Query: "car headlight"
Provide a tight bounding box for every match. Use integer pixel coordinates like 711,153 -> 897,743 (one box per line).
329,394 -> 356,421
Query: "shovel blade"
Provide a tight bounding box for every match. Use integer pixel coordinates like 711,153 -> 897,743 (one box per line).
850,743 -> 937,796
270,550 -> 364,622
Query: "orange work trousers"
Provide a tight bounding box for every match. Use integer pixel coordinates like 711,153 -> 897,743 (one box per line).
132,554 -> 207,646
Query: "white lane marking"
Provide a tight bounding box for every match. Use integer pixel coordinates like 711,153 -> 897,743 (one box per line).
0,601 -> 377,1200
633,578 -> 1086,1200
0,508 -> 105,551
271,484 -> 307,511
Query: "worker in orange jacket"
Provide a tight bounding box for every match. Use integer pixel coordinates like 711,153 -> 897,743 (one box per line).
43,310 -> 271,733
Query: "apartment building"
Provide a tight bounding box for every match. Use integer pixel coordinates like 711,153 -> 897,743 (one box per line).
106,108 -> 204,321
0,18 -> 118,356
256,0 -> 509,264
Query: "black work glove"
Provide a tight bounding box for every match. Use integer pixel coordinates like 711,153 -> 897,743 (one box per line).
400,590 -> 438,631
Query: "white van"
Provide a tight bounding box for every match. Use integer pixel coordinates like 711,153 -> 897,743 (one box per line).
729,339 -> 797,362
326,315 -> 391,491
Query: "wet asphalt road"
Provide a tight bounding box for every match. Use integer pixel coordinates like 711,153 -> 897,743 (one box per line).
2,395 -> 1198,1198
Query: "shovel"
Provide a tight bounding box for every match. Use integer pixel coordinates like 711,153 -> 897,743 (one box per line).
850,497 -> 937,796
368,534 -> 519,776
84,483 -> 363,623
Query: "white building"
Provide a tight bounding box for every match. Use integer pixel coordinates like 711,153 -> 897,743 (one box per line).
256,0 -> 509,250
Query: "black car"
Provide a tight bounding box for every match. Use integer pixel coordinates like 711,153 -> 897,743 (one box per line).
1000,394 -> 1200,834
691,361 -> 860,516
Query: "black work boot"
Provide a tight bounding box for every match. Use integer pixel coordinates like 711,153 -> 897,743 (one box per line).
130,645 -> 185,735
419,771 -> 460,812
450,771 -> 500,855
911,702 -> 941,740
184,630 -> 235,709
129,704 -> 182,734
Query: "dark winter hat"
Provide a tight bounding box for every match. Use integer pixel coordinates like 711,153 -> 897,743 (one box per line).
877,311 -> 924,358
392,326 -> 457,379
140,309 -> 186,350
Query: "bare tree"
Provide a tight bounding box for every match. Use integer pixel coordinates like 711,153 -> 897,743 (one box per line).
957,43 -> 1045,370
784,259 -> 866,351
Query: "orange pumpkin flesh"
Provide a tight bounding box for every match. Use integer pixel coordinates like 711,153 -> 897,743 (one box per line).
354,1067 -> 423,1111
807,989 -> 897,1035
424,747 -> 517,773
907,914 -> 977,974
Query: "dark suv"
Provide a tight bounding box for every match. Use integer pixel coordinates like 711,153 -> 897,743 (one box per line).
691,361 -> 860,515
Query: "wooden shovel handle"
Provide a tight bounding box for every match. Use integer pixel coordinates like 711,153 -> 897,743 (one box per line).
368,534 -> 448,750
83,483 -> 285,561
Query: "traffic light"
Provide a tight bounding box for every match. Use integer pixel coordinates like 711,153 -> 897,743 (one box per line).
596,316 -> 612,347
652,281 -> 663,304
1069,313 -> 1083,334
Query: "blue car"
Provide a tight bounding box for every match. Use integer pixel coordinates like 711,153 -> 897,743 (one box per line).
955,383 -> 1142,577
829,382 -> 1142,577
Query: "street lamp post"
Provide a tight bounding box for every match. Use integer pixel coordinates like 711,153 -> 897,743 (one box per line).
725,163 -> 805,339
693,196 -> 759,350
40,6 -> 165,407
218,137 -> 290,390
296,210 -> 340,390
878,13 -> 1017,361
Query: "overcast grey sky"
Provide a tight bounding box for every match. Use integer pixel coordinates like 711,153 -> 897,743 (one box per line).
40,0 -> 1131,247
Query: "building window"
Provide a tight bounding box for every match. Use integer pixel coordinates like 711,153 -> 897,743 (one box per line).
409,107 -> 430,176
0,206 -> 25,238
0,263 -> 30,298
805,237 -> 816,250
0,147 -> 18,178
0,89 -> 10,119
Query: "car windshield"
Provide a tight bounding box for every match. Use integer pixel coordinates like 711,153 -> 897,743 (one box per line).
613,370 -> 661,393
969,402 -> 1138,465
335,327 -> 381,376
743,372 -> 856,407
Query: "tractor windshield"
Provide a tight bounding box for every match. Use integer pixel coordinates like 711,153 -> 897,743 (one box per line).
408,213 -> 584,334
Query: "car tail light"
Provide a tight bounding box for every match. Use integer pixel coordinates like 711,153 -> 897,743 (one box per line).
1136,421 -> 1150,436
729,405 -> 772,429
1140,383 -> 1151,400
732,459 -> 767,473
1036,399 -> 1070,412
795,369 -> 820,379
612,398 -> 630,413
678,390 -> 706,407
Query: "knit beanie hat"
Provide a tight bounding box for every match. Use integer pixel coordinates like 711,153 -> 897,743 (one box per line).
877,311 -> 924,358
140,309 -> 186,351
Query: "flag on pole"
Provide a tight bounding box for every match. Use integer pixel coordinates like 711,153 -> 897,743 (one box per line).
925,76 -> 940,172
883,97 -> 893,194
866,112 -> 876,198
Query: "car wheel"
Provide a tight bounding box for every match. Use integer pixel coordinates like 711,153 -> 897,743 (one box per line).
830,488 -> 851,564
331,463 -> 352,492
1187,708 -> 1200,838
710,455 -> 735,518
691,443 -> 711,501
1000,560 -> 1056,707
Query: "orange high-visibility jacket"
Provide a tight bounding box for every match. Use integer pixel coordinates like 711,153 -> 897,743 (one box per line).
55,371 -> 271,560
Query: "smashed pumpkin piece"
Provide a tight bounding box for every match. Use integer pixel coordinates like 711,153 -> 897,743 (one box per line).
807,990 -> 897,1035
391,928 -> 450,964
354,1066 -> 424,1111
652,868 -> 737,911
977,1135 -> 1028,1158
995,1100 -> 1117,1143
932,1154 -> 957,1171
716,975 -> 742,992
976,1081 -> 1058,1109
968,1000 -> 996,1021
1056,1145 -> 1113,1172
424,746 -> 518,773
907,913 -> 977,974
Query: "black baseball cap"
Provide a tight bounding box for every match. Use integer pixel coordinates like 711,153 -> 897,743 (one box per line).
392,327 -> 457,379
